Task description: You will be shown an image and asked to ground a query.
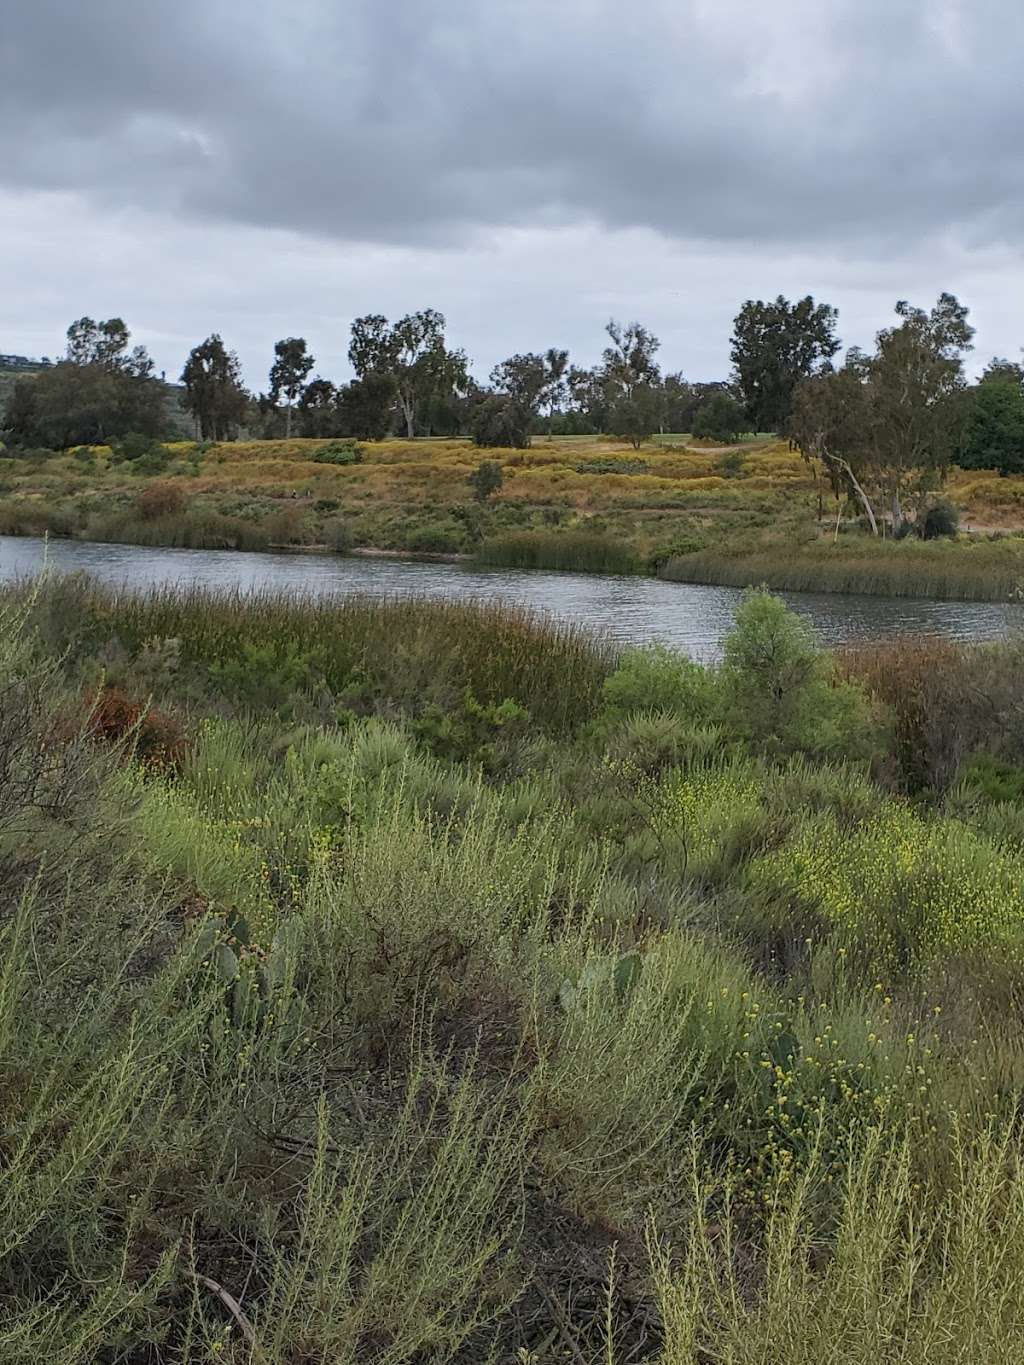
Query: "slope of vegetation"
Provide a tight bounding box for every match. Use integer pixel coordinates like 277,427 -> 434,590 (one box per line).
3,435 -> 1024,597
4,576 -> 1024,1361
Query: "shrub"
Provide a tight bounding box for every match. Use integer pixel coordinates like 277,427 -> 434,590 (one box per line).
312,439 -> 364,465
264,506 -> 313,545
721,589 -> 877,760
85,684 -> 187,771
714,448 -> 747,478
404,522 -> 465,554
467,459 -> 504,502
920,497 -> 960,539
112,431 -> 168,463
136,482 -> 185,521
601,644 -> 716,721
470,396 -> 531,448
324,517 -> 354,553
960,752 -> 1024,805
574,457 -> 650,476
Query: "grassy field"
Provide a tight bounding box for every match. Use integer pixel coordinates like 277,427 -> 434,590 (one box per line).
4,575 -> 1024,1360
3,434 -> 1024,597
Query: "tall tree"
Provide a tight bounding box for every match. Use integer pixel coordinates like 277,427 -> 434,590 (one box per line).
730,295 -> 840,431
348,309 -> 468,438
602,320 -> 660,397
980,356 -> 1024,388
180,335 -> 249,442
297,378 -> 340,438
960,379 -> 1024,475
268,337 -> 315,438
336,371 -> 398,440
542,347 -> 569,437
865,293 -> 974,524
489,353 -> 548,412
789,362 -> 878,534
2,317 -> 162,448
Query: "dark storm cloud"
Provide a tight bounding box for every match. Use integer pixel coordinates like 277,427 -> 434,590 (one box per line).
3,0 -> 1023,252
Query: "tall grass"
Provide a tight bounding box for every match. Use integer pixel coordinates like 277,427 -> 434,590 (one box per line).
86,507 -> 270,551
662,536 -> 1024,601
649,1123 -> 1024,1363
476,528 -> 642,575
25,574 -> 617,731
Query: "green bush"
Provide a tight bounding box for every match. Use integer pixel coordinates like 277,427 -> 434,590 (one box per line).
920,497 -> 960,539
720,589 -> 877,760
692,392 -> 745,443
403,522 -> 465,554
601,643 -> 716,721
112,431 -> 169,464
470,396 -> 531,448
467,459 -> 504,501
574,457 -> 650,476
312,439 -> 364,465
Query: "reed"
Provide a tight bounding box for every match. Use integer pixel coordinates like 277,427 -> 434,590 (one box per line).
26,574 -> 617,731
476,528 -> 641,574
661,537 -> 1024,601
86,507 -> 270,552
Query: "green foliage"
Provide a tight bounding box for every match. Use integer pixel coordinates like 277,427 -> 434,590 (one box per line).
467,457 -> 504,500
608,381 -> 663,449
920,496 -> 960,539
470,396 -> 532,448
403,520 -> 466,553
601,643 -> 716,720
112,430 -> 169,463
731,294 -> 840,430
5,577 -> 1024,1360
574,456 -> 650,475
413,688 -> 530,772
720,589 -> 876,760
961,378 -> 1024,475
694,392 -> 745,444
961,752 -> 1024,804
476,528 -> 641,574
312,438 -> 364,465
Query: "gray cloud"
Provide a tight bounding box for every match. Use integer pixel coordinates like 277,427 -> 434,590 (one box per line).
1,1 -> 1022,383
3,0 -> 1024,250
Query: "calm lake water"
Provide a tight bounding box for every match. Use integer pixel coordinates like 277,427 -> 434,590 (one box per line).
2,535 -> 1021,661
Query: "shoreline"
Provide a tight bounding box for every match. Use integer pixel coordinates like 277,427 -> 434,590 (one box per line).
1,526 -> 1023,604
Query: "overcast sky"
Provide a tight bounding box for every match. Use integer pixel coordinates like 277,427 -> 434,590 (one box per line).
2,0 -> 1022,387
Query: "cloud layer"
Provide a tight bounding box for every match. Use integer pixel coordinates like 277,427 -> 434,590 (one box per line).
2,0 -> 1022,381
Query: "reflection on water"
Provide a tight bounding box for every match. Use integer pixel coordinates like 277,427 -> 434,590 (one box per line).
1,535 -> 1021,661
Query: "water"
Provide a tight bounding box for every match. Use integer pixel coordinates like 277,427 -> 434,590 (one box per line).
1,535 -> 1021,660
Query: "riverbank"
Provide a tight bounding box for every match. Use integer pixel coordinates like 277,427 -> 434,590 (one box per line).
3,434 -> 1024,599
662,535 -> 1024,601
6,573 -> 1024,1357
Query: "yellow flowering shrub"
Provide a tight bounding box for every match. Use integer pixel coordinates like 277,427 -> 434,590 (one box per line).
754,806 -> 1024,968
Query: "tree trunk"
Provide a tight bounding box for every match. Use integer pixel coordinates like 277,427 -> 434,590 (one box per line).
285,403 -> 292,439
827,455 -> 879,536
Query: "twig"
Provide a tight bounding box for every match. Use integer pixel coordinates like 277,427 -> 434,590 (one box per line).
534,1277 -> 588,1365
193,1272 -> 259,1350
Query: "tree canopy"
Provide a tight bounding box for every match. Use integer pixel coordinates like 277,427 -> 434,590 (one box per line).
731,296 -> 840,432
181,334 -> 249,442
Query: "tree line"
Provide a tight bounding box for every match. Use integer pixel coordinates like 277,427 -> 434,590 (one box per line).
3,296 -> 1023,519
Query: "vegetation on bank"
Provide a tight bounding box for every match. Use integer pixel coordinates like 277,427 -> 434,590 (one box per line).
5,575 -> 1024,1359
663,531 -> 1024,601
4,433 -> 1024,597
